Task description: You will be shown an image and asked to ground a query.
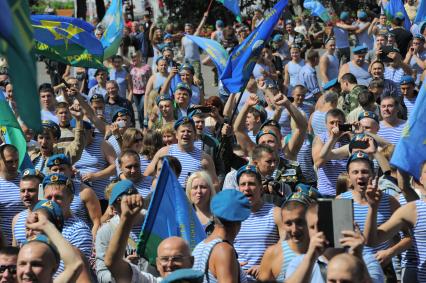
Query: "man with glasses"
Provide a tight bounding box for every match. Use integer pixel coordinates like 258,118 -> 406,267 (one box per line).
88,69 -> 108,99
0,246 -> 19,283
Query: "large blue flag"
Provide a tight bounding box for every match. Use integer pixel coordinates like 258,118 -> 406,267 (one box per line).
384,0 -> 411,31
220,0 -> 289,94
303,0 -> 331,23
217,0 -> 242,22
391,80 -> 426,180
186,35 -> 229,75
100,0 -> 124,59
31,15 -> 104,69
137,159 -> 206,265
414,0 -> 426,24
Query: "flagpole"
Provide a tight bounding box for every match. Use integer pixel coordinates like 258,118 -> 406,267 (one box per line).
207,0 -> 214,12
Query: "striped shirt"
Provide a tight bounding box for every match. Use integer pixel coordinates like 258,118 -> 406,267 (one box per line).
340,191 -> 392,255
276,240 -> 298,282
192,238 -> 248,283
115,154 -> 151,176
13,209 -> 29,247
234,202 -> 279,282
168,144 -> 203,187
33,156 -> 49,174
70,177 -> 90,226
317,132 -> 349,196
133,176 -> 153,198
378,120 -> 406,145
398,195 -> 417,270
413,200 -> 426,282
311,111 -> 327,137
107,135 -> 121,157
0,175 -> 24,245
403,96 -> 416,119
285,134 -> 316,183
384,66 -> 406,85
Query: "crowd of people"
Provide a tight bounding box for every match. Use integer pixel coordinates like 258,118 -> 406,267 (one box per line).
1,0 -> 426,282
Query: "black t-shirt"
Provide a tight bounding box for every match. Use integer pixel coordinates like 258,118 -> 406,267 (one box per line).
391,27 -> 413,57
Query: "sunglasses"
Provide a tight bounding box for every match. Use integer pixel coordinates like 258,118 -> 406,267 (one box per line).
0,264 -> 16,274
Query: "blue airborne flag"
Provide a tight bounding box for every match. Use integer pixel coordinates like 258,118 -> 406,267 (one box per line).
303,0 -> 331,23
31,15 -> 104,69
186,35 -> 229,75
217,0 -> 242,22
384,0 -> 411,31
220,0 -> 289,94
100,0 -> 124,59
137,159 -> 206,265
414,0 -> 426,24
391,80 -> 426,180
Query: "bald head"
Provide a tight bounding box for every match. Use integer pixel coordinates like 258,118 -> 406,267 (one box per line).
327,254 -> 368,283
156,237 -> 193,277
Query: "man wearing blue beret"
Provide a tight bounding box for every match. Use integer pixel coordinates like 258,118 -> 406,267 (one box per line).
339,45 -> 372,87
399,75 -> 417,119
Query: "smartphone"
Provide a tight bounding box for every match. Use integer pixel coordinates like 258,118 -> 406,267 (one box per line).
379,45 -> 394,63
116,120 -> 126,128
338,123 -> 353,132
351,140 -> 369,150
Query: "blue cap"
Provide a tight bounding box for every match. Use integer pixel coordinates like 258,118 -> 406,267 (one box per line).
323,78 -> 338,91
88,93 -> 105,103
161,44 -> 174,53
21,168 -> 45,182
210,190 -> 251,222
236,165 -> 261,184
260,119 -> 281,131
353,45 -> 368,54
164,33 -> 173,39
179,64 -> 195,75
41,120 -> 61,140
340,11 -> 349,21
42,173 -> 73,193
255,130 -> 278,144
33,200 -> 64,232
162,268 -> 204,283
109,180 -> 138,205
46,154 -> 71,168
358,111 -> 379,123
272,34 -> 283,42
347,151 -> 374,171
112,108 -> 129,122
175,82 -> 192,96
174,116 -> 195,130
155,94 -> 173,105
400,75 -> 415,85
187,107 -> 205,118
216,20 -> 224,28
395,12 -> 405,20
69,119 -> 93,130
357,10 -> 367,20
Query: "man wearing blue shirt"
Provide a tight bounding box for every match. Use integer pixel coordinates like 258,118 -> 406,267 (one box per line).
298,50 -> 320,103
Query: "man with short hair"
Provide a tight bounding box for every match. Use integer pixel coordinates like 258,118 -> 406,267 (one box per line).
327,253 -> 371,282
399,75 -> 417,119
369,61 -> 400,98
390,13 -> 413,57
347,89 -> 379,123
0,246 -> 19,283
377,95 -> 406,145
298,49 -> 320,102
39,83 -> 59,124
88,69 -> 108,99
339,73 -> 368,114
339,46 -> 371,87
119,149 -> 153,197
104,80 -> 135,125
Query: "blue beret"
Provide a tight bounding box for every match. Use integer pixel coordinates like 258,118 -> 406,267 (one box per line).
42,173 -> 73,193
175,82 -> 192,96
210,190 -> 251,222
24,234 -> 60,263
252,105 -> 267,123
216,20 -> 224,27
88,93 -> 105,103
33,200 -> 64,232
155,56 -> 166,65
358,111 -> 379,123
285,19 -> 294,25
164,33 -> 173,39
47,154 -> 71,168
21,168 -> 45,182
112,108 -> 129,122
187,107 -> 205,118
255,130 -> 278,144
109,180 -> 138,205
69,118 -> 92,130
236,165 -> 261,184
41,120 -> 61,140
155,94 -> 173,105
340,11 -> 349,21
162,268 -> 204,283
395,12 -> 405,20
400,75 -> 415,85
174,116 -> 195,130
265,78 -> 278,89
347,151 -> 374,171
414,33 -> 425,41
272,34 -> 283,42
357,10 -> 367,20
323,78 -> 338,91
161,44 -> 174,53
283,184 -> 321,207
260,119 -> 281,131
295,183 -> 322,199
179,64 -> 195,75
353,45 -> 368,54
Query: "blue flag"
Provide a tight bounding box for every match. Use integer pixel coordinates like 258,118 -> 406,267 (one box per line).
31,15 -> 104,69
186,35 -> 229,75
100,0 -> 124,59
137,159 -> 206,265
220,0 -> 289,94
384,0 -> 411,31
303,0 -> 331,23
414,0 -> 426,24
390,80 -> 426,180
217,0 -> 242,22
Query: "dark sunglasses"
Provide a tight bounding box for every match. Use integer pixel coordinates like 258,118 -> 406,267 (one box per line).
0,264 -> 16,274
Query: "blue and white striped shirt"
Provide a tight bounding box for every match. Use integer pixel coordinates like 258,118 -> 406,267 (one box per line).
168,144 -> 203,187
13,209 -> 29,247
413,200 -> 426,282
378,120 -> 406,145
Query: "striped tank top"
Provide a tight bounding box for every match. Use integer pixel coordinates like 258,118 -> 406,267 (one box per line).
107,135 -> 121,157
326,54 -> 339,81
168,144 -> 203,187
74,135 -> 110,199
287,60 -> 305,97
33,155 -> 49,174
14,209 -> 29,247
285,133 -> 316,183
134,176 -> 153,198
398,195 -> 417,270
234,202 -> 279,281
192,238 -> 248,283
70,177 -> 90,226
115,154 -> 150,176
317,132 -> 349,197
311,111 -> 327,137
340,191 -> 392,255
378,121 -> 406,145
0,175 -> 25,245
403,97 -> 416,119
413,200 -> 426,282
276,241 -> 298,282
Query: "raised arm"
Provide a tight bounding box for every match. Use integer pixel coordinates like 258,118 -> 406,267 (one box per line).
194,11 -> 209,36
233,94 -> 258,155
312,128 -> 349,168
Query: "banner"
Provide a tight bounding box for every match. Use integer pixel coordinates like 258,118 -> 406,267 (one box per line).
100,0 -> 124,59
217,0 -> 242,22
303,0 -> 331,23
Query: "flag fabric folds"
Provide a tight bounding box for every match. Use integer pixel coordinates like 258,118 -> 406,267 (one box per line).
137,159 -> 206,265
384,0 -> 411,31
303,0 -> 331,23
391,80 -> 426,180
31,15 -> 105,69
220,0 -> 289,94
217,0 -> 242,22
414,0 -> 426,24
0,0 -> 41,132
186,35 -> 229,76
100,0 -> 124,59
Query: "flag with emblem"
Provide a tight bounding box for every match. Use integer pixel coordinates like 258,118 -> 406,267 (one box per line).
303,0 -> 331,23
31,15 -> 105,69
0,0 -> 41,131
391,80 -> 426,180
220,0 -> 289,94
216,0 -> 242,22
100,0 -> 124,59
137,159 -> 206,265
383,0 -> 411,30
